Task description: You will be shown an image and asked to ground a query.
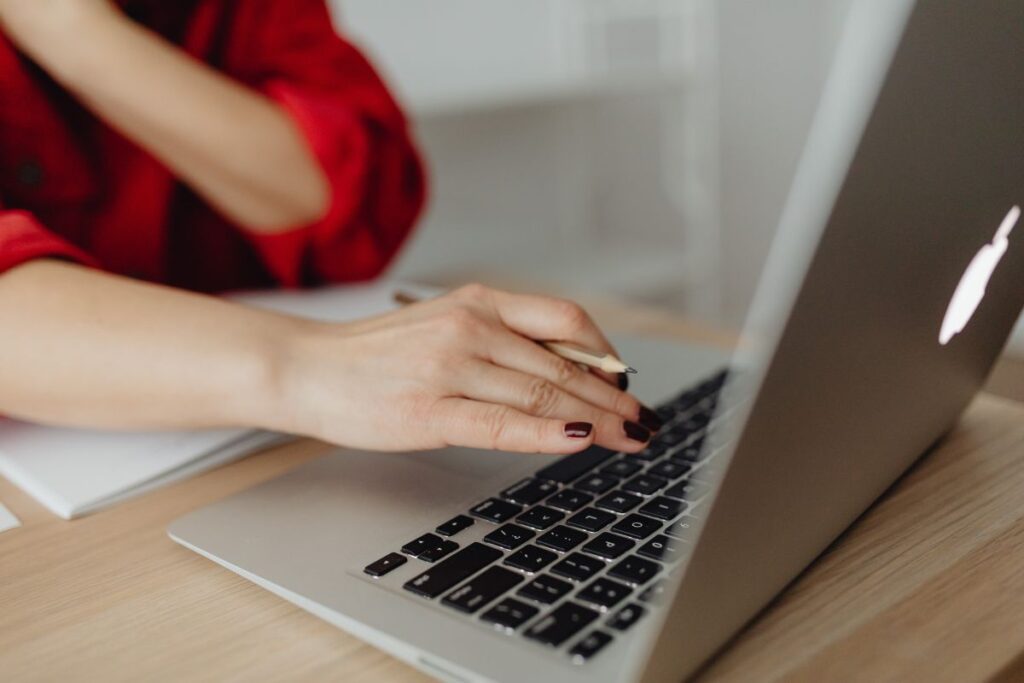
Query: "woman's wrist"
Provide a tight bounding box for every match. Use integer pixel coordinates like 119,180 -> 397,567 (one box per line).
245,315 -> 340,439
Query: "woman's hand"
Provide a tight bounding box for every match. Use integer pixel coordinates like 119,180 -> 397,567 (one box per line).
275,284 -> 663,455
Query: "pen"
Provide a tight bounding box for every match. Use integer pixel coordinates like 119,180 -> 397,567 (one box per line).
393,290 -> 637,375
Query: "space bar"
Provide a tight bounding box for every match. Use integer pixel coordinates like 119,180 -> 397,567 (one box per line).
403,542 -> 502,599
535,446 -> 616,484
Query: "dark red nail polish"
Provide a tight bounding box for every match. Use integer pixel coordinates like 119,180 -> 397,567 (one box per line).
638,405 -> 664,432
565,422 -> 593,438
617,373 -> 629,391
624,420 -> 652,442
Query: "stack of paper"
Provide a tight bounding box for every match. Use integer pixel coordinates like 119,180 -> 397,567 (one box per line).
0,281 -> 439,519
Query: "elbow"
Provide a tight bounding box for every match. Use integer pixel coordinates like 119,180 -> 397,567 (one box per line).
284,171 -> 332,229
237,166 -> 332,234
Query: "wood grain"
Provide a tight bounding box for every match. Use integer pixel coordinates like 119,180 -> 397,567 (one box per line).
2,305 -> 1023,682
698,393 -> 1024,683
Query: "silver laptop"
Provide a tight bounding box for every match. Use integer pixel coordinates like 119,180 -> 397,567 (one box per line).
169,2 -> 1024,681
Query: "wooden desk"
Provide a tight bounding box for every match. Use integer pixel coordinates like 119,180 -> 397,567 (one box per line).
2,304 -> 1024,682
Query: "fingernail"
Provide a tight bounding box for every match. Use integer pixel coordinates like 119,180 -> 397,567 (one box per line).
617,373 -> 629,391
565,422 -> 593,438
624,421 -> 652,443
638,405 -> 664,432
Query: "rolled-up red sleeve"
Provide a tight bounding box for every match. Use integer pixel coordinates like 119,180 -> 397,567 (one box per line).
237,0 -> 427,287
0,208 -> 97,276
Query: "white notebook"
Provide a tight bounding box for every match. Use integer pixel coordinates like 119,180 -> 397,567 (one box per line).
0,280 -> 438,519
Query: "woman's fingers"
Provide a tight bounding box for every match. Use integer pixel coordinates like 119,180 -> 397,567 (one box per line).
432,397 -> 596,454
478,327 -> 664,433
498,339 -> 628,417
465,285 -> 625,388
457,360 -> 652,452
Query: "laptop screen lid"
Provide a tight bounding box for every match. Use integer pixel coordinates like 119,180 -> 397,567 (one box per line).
631,1 -> 1024,680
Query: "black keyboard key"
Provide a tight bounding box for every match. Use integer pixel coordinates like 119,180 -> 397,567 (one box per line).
660,429 -> 692,447
484,523 -> 535,550
480,597 -> 539,630
442,566 -> 523,614
673,416 -> 709,437
566,508 -> 616,532
637,535 -> 686,563
536,525 -> 588,552
574,474 -> 620,495
610,513 -> 663,540
582,533 -> 635,560
668,445 -> 706,463
517,505 -> 565,530
524,602 -> 599,647
436,515 -> 474,537
501,478 -> 559,505
505,545 -> 558,573
402,533 -> 443,557
639,579 -> 668,604
535,446 -> 616,484
621,474 -> 669,496
569,630 -> 614,663
518,574 -> 573,604
600,458 -> 643,478
363,552 -> 407,577
688,412 -> 712,427
632,442 -> 670,461
419,539 -> 459,563
639,497 -> 686,520
666,517 -> 698,541
607,603 -> 646,631
608,556 -> 662,585
470,498 -> 523,523
550,552 -> 605,582
647,460 -> 691,480
594,491 -> 643,513
546,489 -> 594,512
577,577 -> 632,608
685,434 -> 707,453
664,479 -> 709,502
404,542 -> 503,598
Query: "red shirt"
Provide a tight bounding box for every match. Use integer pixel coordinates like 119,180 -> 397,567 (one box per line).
0,0 -> 425,291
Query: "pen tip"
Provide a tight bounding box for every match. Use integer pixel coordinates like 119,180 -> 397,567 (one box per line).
625,367 -> 638,374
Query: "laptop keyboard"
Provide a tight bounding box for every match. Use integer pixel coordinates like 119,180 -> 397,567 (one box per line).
363,369 -> 728,665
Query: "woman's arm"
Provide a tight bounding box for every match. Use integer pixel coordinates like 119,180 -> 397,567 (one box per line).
0,263 -> 658,454
0,1 -> 329,232
0,260 -> 294,430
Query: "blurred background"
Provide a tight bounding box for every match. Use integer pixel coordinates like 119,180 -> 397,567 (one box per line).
328,0 -> 1024,381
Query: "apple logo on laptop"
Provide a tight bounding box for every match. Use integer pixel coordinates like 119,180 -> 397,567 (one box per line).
940,205 -> 1021,345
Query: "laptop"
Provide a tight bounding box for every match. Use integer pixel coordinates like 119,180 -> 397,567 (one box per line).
168,2 -> 1024,681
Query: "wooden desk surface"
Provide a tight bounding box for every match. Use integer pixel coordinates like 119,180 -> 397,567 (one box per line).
2,303 -> 1024,683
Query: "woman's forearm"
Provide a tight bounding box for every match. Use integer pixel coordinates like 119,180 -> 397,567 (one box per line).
0,3 -> 329,232
0,260 -> 296,431
0,266 -> 656,454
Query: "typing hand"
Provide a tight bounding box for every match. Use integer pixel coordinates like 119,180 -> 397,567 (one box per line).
276,284 -> 662,454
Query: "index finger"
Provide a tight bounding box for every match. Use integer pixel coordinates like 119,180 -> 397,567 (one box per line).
486,290 -> 627,388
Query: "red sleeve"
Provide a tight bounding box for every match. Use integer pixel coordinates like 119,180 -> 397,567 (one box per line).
0,208 -> 97,276
237,0 -> 427,287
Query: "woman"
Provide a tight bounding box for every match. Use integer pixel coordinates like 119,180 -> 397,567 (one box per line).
0,0 -> 662,456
